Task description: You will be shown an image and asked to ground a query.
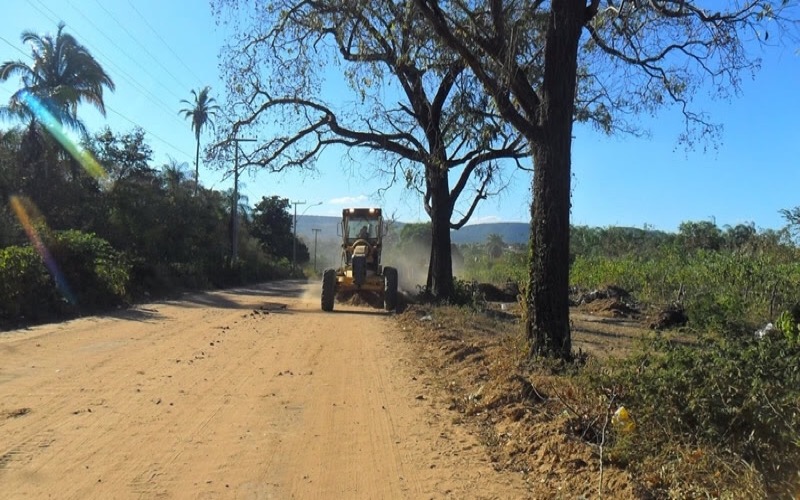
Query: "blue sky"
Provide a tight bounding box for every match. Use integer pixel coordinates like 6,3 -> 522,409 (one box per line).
1,0 -> 798,231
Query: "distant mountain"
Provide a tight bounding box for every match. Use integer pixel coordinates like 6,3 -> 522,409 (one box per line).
450,222 -> 529,245
295,215 -> 529,246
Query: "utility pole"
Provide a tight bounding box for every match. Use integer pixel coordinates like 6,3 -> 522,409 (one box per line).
312,228 -> 322,272
230,137 -> 255,263
291,201 -> 322,273
291,200 -> 306,273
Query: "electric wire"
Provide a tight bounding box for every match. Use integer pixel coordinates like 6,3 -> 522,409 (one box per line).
0,34 -> 34,58
1,18 -> 194,163
106,105 -> 194,161
27,0 -> 190,130
93,0 -> 198,93
62,0 -> 185,103
126,0 -> 205,87
24,0 -> 58,25
11,1 -> 219,166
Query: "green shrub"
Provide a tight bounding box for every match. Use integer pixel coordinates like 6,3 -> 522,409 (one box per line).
0,230 -> 130,325
590,334 -> 800,496
0,245 -> 56,321
48,230 -> 130,308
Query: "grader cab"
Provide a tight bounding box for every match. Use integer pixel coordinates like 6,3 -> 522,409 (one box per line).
321,208 -> 398,311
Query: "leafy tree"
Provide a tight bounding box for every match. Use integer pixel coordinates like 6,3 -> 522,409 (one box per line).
0,129 -> 21,194
0,131 -> 23,247
723,222 -> 757,252
571,225 -> 677,260
415,0 -> 796,359
397,222 -> 433,250
179,86 -> 220,195
88,127 -> 155,182
250,196 -> 309,262
212,0 -> 528,301
679,220 -> 724,252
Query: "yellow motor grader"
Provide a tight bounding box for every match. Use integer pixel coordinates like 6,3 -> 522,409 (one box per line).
321,208 -> 398,311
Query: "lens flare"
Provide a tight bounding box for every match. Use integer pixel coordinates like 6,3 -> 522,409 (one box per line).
9,195 -> 76,305
18,90 -> 107,180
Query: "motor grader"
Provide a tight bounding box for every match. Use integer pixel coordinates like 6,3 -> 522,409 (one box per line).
321,208 -> 398,312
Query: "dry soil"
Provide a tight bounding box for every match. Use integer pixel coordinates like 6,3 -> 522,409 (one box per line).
0,281 -> 534,499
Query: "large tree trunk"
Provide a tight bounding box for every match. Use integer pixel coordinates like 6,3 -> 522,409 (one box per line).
426,168 -> 454,301
526,1 -> 584,360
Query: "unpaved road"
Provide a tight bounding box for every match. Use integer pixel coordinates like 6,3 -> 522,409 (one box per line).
0,281 -> 529,499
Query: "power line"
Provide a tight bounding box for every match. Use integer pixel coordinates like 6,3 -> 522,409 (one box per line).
24,0 -> 58,25
0,34 -> 33,59
26,0 -> 188,130
106,105 -> 194,161
11,1 -> 203,165
92,0 -> 198,93
2,20 -> 193,162
62,0 -> 185,104
126,0 -> 205,87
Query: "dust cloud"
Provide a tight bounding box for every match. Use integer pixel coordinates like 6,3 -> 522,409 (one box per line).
383,241 -> 429,294
300,283 -> 321,305
309,238 -> 434,296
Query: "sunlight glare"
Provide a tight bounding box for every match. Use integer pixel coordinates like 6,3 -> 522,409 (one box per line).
18,90 -> 107,180
9,195 -> 76,305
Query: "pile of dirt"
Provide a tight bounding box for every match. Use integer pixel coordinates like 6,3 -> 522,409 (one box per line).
475,282 -> 518,302
336,290 -> 386,309
573,285 -> 640,319
575,284 -> 630,303
581,298 -> 640,318
398,306 -> 637,498
649,303 -> 688,330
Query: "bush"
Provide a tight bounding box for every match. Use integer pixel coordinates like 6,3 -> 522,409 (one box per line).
590,334 -> 800,497
0,245 -> 56,322
0,230 -> 130,325
47,230 -> 130,308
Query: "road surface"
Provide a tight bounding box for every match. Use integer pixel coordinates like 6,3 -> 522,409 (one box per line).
0,281 -> 529,499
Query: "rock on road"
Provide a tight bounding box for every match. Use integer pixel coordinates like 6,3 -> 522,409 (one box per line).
0,281 -> 529,499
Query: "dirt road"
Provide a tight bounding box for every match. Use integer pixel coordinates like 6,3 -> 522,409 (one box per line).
0,281 -> 530,499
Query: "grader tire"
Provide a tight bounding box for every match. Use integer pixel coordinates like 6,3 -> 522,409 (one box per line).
321,269 -> 336,311
383,266 -> 398,311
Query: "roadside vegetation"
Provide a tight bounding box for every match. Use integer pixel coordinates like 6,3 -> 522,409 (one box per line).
0,23 -> 312,329
0,125 -> 309,327
0,125 -> 312,328
412,223 -> 800,498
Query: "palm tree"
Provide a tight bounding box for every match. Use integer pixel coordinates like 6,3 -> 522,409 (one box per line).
0,22 -> 115,134
179,86 -> 220,195
486,233 -> 505,260
0,22 -> 114,207
161,159 -> 192,194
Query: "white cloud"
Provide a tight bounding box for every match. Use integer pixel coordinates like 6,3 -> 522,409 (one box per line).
329,195 -> 369,205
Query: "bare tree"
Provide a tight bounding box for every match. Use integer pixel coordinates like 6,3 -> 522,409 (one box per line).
211,0 -> 528,300
415,0 -> 798,358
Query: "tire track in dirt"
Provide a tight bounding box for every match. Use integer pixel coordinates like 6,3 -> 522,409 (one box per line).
1,282 -> 532,499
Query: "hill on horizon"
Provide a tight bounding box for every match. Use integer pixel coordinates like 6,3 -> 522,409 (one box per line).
294,215 -> 530,245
